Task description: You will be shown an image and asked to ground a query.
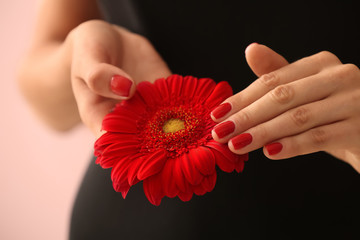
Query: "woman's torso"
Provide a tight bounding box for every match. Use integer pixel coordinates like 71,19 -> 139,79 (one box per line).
70,1 -> 360,239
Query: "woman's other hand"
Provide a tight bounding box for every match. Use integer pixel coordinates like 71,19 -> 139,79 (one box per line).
17,0 -> 170,136
69,20 -> 171,137
211,43 -> 360,173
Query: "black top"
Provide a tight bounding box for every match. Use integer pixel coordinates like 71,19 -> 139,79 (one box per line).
70,1 -> 360,239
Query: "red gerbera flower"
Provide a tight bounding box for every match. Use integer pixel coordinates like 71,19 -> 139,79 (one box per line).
94,74 -> 248,205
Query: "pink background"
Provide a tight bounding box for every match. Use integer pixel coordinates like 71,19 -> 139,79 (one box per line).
0,1 -> 94,239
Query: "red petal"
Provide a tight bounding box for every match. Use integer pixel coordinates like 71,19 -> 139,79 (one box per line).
95,132 -> 123,150
154,77 -> 170,100
102,114 -> 138,133
205,81 -> 233,109
193,184 -> 207,196
161,159 -> 179,198
206,140 -> 248,173
126,154 -> 144,186
96,155 -> 119,169
173,157 -> 189,193
180,153 -> 204,186
167,74 -> 183,96
177,190 -> 193,202
94,133 -> 138,155
137,81 -> 160,107
235,160 -> 245,173
212,150 -> 235,173
196,78 -> 217,100
120,92 -> 146,113
206,140 -> 237,172
137,150 -> 167,180
100,141 -> 139,160
189,147 -> 216,176
143,174 -> 164,206
201,172 -> 217,193
111,156 -> 133,199
113,181 -> 131,199
111,156 -> 132,185
206,140 -> 238,163
180,76 -> 198,98
235,154 -> 248,173
111,105 -> 140,120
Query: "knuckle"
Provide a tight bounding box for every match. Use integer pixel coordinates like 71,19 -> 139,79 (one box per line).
128,34 -> 162,62
310,128 -> 328,146
259,72 -> 280,88
73,20 -> 108,36
130,33 -> 150,45
81,19 -> 106,28
295,54 -> 314,68
342,64 -> 360,78
290,107 -> 310,127
331,64 -> 360,82
317,50 -> 335,59
86,72 -> 98,91
227,93 -> 241,108
316,51 -> 341,66
129,33 -> 153,51
86,64 -> 106,92
235,110 -> 251,126
255,125 -> 268,140
270,84 -> 294,104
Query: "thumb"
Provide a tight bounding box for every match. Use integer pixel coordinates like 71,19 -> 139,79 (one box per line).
71,62 -> 136,136
70,24 -> 136,100
245,43 -> 289,77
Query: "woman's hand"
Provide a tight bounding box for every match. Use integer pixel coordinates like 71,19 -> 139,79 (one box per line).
211,43 -> 360,173
69,20 -> 171,137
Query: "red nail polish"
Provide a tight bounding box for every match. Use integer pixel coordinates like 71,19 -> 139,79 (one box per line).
265,142 -> 283,155
213,121 -> 235,139
231,133 -> 253,150
110,75 -> 133,97
211,102 -> 232,119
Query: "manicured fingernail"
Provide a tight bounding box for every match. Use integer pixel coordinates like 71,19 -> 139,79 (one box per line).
213,121 -> 235,139
211,102 -> 232,119
265,142 -> 283,155
245,42 -> 258,54
231,133 -> 253,150
110,75 -> 132,97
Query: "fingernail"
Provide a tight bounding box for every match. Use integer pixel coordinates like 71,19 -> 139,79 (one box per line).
265,142 -> 283,155
231,133 -> 253,150
211,102 -> 232,119
245,42 -> 258,55
213,121 -> 235,139
110,75 -> 133,97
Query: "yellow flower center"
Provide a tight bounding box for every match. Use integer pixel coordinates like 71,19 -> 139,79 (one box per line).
162,118 -> 185,133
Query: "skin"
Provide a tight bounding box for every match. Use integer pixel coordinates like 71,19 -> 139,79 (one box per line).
211,43 -> 360,173
18,0 -> 171,134
18,1 -> 359,172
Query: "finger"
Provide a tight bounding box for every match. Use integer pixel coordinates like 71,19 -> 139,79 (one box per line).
245,43 -> 289,77
212,65 -> 344,143
211,51 -> 341,122
72,38 -> 136,100
262,119 -> 357,160
210,44 -> 288,121
72,57 -> 135,136
228,91 -> 351,154
72,78 -> 118,137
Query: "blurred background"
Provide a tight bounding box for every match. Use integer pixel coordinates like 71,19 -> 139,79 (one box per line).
0,1 -> 94,239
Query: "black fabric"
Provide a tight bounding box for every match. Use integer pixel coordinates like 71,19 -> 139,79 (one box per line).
70,1 -> 360,239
